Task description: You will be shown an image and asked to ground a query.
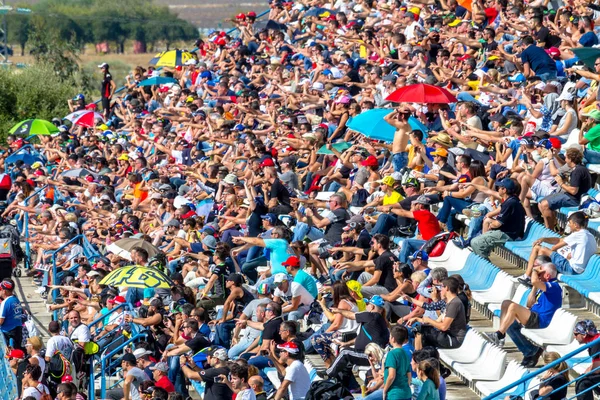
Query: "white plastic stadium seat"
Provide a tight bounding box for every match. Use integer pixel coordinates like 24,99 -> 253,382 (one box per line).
453,343 -> 507,381
547,340 -> 592,375
522,309 -> 577,346
586,292 -> 600,306
439,329 -> 486,366
428,241 -> 470,272
476,360 -> 529,397
488,284 -> 530,315
265,367 -> 282,389
315,191 -> 335,201
471,272 -> 515,305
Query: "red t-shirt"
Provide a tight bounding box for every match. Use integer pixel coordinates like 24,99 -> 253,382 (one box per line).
155,375 -> 175,393
413,209 -> 441,240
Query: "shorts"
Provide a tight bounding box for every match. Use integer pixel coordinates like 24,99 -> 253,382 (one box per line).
190,242 -> 205,254
420,325 -> 462,349
524,311 -> 540,329
531,180 -> 557,200
392,152 -> 408,172
543,192 -> 579,211
551,251 -> 576,275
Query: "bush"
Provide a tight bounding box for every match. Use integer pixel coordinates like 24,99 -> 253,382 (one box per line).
0,65 -> 91,141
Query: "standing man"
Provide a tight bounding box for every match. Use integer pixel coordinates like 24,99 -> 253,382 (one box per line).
0,279 -> 24,350
99,62 -> 117,119
385,108 -> 413,172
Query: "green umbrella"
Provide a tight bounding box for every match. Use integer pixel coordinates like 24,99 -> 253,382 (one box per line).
9,119 -> 59,136
571,47 -> 600,69
317,141 -> 351,155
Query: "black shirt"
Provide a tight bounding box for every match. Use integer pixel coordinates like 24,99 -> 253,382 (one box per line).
324,208 -> 350,244
209,263 -> 228,298
101,73 -> 113,98
346,69 -> 362,96
355,312 -> 389,352
568,164 -> 592,202
185,332 -> 212,353
496,195 -> 526,240
374,250 -> 398,292
262,316 -> 284,345
535,26 -> 562,49
538,373 -> 568,400
269,178 -> 291,207
199,366 -> 233,400
439,163 -> 456,185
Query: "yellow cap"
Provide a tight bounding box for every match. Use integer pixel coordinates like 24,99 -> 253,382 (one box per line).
98,124 -> 109,131
346,280 -> 363,299
409,6 -> 421,15
118,154 -> 129,161
378,176 -> 396,187
448,19 -> 462,27
31,162 -> 43,169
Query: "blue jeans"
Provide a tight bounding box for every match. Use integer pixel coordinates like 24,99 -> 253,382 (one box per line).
466,207 -> 488,241
506,320 -> 540,358
357,389 -> 385,400
228,335 -> 255,359
392,152 -> 408,172
437,196 -> 471,233
551,252 -> 576,275
168,355 -> 189,397
213,320 -> 236,348
125,287 -> 145,306
292,222 -> 324,242
585,149 -> 600,164
398,238 -> 426,265
371,213 -> 398,235
303,323 -> 331,353
537,72 -> 557,82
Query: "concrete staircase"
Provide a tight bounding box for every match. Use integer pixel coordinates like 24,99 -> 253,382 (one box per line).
15,270 -> 52,339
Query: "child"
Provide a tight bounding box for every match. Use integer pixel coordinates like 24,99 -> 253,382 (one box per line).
416,359 -> 440,400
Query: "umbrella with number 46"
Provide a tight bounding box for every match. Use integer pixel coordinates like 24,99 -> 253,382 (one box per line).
9,119 -> 59,136
64,110 -> 105,128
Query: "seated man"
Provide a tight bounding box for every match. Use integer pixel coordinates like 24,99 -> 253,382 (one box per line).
573,319 -> 600,400
486,263 -> 562,368
520,211 -> 596,280
272,273 -> 315,321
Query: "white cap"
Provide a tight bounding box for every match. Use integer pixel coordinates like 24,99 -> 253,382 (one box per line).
184,59 -> 198,66
273,273 -> 289,284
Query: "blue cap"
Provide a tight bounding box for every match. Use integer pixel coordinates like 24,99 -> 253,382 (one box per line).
508,73 -> 526,83
234,123 -> 245,131
496,178 -> 516,191
365,295 -> 385,308
201,226 -> 216,234
409,249 -> 429,262
73,94 -> 85,101
200,71 -> 212,79
261,213 -> 277,225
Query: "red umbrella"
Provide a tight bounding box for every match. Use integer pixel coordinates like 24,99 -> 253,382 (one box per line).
385,83 -> 458,104
64,110 -> 105,128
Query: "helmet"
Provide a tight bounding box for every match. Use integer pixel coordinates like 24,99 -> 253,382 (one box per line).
574,320 -> 597,336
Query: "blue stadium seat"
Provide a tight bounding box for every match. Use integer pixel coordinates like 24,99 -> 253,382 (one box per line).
560,255 -> 600,296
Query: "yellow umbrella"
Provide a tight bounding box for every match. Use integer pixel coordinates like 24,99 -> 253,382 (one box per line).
99,265 -> 172,289
152,50 -> 195,68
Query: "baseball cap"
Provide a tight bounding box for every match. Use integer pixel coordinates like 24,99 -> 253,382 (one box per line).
0,280 -> 14,290
150,362 -> 169,372
312,82 -> 325,91
574,319 -> 598,336
133,348 -> 153,359
98,63 -> 109,69
346,214 -> 366,225
257,282 -> 271,295
412,195 -> 431,206
365,295 -> 385,308
282,256 -> 301,267
431,148 -> 448,157
546,47 -> 561,58
457,54 -> 472,61
261,213 -> 278,225
346,280 -> 363,299
273,273 -> 290,284
508,73 -> 526,83
202,235 -> 217,250
149,297 -> 163,308
226,273 -> 243,285
166,219 -> 181,228
260,158 -> 275,167
223,174 -> 238,185
277,341 -> 300,354
361,155 -> 379,167
122,353 -> 137,364
87,270 -> 101,279
201,225 -> 216,234
5,349 -> 25,359
209,347 -> 228,361
520,137 -> 535,147
404,177 -> 419,188
409,249 -> 429,261
378,176 -> 396,187
108,295 -> 126,304
496,178 -> 516,191
582,109 -> 600,122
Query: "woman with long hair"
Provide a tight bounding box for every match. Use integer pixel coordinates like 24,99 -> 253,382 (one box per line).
529,351 -> 569,400
417,359 -> 441,400
310,281 -> 359,367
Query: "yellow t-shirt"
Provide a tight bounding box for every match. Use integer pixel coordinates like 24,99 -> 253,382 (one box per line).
383,191 -> 404,205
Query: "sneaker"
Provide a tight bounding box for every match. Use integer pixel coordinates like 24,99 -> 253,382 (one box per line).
35,286 -> 46,295
522,347 -> 544,368
517,275 -> 533,288
453,237 -> 468,249
484,331 -> 503,347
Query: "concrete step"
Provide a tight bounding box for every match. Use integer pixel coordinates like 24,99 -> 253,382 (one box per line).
14,271 -> 52,338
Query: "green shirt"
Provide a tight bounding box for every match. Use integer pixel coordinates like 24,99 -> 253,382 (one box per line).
417,379 -> 440,400
584,124 -> 600,152
384,347 -> 412,400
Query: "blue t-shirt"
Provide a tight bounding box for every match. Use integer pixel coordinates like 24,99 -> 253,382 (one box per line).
0,296 -> 23,332
294,269 -> 318,298
403,342 -> 416,378
520,44 -> 557,77
531,279 -> 562,328
580,32 -> 599,47
199,322 -> 211,338
264,239 -> 294,275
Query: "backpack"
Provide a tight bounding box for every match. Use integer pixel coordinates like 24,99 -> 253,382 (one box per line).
34,386 -> 53,400
48,350 -> 70,380
304,378 -> 353,400
421,232 -> 458,258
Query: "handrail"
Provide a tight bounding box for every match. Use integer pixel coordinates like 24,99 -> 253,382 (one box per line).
49,234 -> 83,318
484,336 -> 600,399
87,302 -> 130,335
92,8 -> 271,106
91,331 -> 148,400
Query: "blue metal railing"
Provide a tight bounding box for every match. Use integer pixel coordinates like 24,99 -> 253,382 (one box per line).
22,183 -> 49,270
484,336 -> 600,399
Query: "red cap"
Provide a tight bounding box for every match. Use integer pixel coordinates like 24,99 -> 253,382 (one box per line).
6,349 -> 24,359
546,47 -> 561,58
457,54 -> 472,61
61,375 -> 74,383
85,175 -> 95,182
324,15 -> 337,21
216,38 -> 227,47
236,13 -> 246,20
282,256 -> 301,267
362,155 -> 379,167
549,137 -> 562,150
260,158 -> 275,167
33,169 -> 45,177
247,11 -> 257,17
159,86 -> 170,93
277,341 -> 300,354
108,295 -> 126,304
318,123 -> 329,130
26,179 -> 35,188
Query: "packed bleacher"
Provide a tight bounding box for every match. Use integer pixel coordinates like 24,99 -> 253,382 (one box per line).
6,1 -> 600,400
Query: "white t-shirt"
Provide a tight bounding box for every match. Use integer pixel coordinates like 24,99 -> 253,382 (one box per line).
46,334 -> 74,360
32,354 -> 46,381
284,360 -> 311,400
563,229 -> 598,273
171,150 -> 184,164
274,281 -> 315,308
70,323 -> 91,344
22,383 -> 50,400
237,388 -> 257,400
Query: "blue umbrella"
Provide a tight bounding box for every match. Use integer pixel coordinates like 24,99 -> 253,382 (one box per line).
347,108 -> 429,142
304,7 -> 334,17
5,152 -> 44,166
137,76 -> 178,87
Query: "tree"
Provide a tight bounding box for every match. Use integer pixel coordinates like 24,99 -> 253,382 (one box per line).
7,14 -> 30,56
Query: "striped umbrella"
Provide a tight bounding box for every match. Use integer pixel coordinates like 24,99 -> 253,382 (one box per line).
151,50 -> 195,67
64,110 -> 105,128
